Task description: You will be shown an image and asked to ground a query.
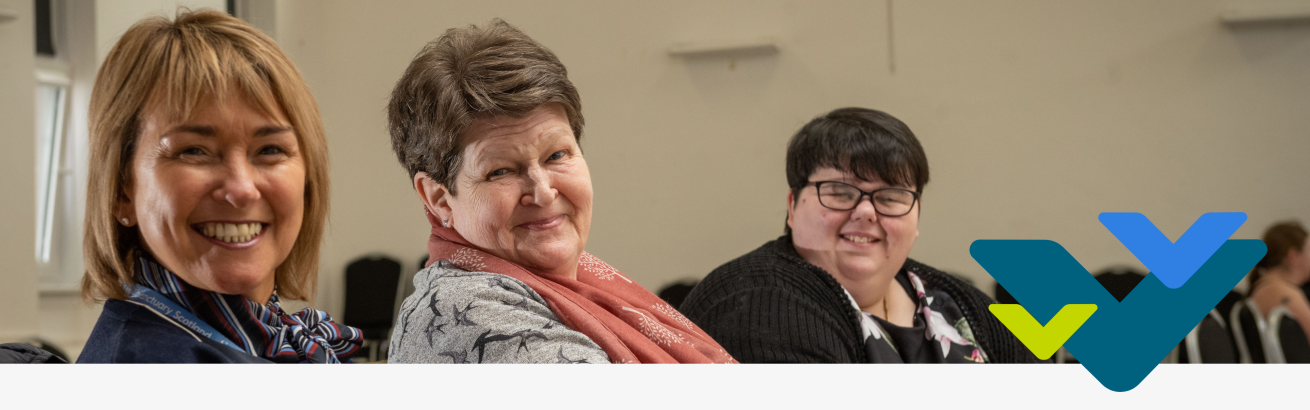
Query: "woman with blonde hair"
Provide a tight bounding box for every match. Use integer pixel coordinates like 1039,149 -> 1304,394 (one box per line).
78,9 -> 360,363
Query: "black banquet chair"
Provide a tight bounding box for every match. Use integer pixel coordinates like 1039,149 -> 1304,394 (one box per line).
1092,267 -> 1146,302
1178,309 -> 1237,363
1265,306 -> 1310,364
343,254 -> 403,362
1230,298 -> 1269,363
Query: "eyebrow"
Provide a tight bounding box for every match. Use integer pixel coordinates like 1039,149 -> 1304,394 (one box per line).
163,125 -> 216,137
161,125 -> 292,138
253,126 -> 293,138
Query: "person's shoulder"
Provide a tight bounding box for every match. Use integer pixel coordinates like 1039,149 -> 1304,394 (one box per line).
389,261 -> 610,364
1255,278 -> 1301,296
1252,279 -> 1306,312
78,299 -> 258,363
906,259 -> 973,288
681,236 -> 856,347
417,261 -> 546,304
902,258 -> 945,277
688,236 -> 835,305
680,240 -> 865,362
701,236 -> 810,286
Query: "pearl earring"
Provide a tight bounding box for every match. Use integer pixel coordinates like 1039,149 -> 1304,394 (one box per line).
120,218 -> 131,226
442,220 -> 450,227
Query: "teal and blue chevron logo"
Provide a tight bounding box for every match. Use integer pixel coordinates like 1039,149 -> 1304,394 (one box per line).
973,212 -> 1266,392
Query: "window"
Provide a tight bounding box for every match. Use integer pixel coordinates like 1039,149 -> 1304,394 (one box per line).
34,0 -> 82,290
34,69 -> 69,264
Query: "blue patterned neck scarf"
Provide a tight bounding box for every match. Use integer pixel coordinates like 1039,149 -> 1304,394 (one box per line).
135,253 -> 362,363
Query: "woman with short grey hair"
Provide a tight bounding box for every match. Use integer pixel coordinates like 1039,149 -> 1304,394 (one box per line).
386,19 -> 735,364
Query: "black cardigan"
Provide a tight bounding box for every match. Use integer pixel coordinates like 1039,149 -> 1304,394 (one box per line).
680,235 -> 1042,363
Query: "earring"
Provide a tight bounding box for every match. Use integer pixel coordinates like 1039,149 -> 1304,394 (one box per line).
442,220 -> 450,228
120,218 -> 131,226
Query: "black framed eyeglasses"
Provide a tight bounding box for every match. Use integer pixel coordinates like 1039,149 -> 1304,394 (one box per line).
808,181 -> 919,216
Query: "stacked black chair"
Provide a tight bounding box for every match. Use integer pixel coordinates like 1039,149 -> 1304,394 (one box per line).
1229,299 -> 1268,363
996,283 -> 1077,363
343,255 -> 403,362
1093,267 -> 1146,302
0,343 -> 67,363
1213,291 -> 1243,355
1055,347 -> 1080,364
1178,309 -> 1237,363
1001,268 -> 1147,365
1265,306 -> 1310,363
393,255 -> 431,304
994,283 -> 1018,305
1213,291 -> 1242,329
1051,268 -> 1147,365
658,281 -> 698,309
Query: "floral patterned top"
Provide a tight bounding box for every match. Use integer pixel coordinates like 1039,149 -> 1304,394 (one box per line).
846,270 -> 988,363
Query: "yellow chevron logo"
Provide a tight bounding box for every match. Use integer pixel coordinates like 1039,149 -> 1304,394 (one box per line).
989,304 -> 1098,360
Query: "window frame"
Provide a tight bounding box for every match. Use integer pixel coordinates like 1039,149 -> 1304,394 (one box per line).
34,68 -> 70,266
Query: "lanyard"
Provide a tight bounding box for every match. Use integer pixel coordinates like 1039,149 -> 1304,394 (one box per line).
129,285 -> 249,354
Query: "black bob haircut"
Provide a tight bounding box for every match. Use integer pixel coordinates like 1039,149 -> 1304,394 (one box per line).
785,107 -> 929,234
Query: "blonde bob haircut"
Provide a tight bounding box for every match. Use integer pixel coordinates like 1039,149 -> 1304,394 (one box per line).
83,9 -> 328,303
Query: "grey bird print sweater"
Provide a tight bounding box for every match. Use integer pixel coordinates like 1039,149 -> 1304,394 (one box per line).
388,261 -> 611,364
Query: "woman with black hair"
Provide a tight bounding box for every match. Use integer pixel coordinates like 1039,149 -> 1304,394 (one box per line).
680,108 -> 1038,363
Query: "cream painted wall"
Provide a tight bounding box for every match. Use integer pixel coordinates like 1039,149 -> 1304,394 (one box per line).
271,0 -> 1310,316
14,0 -> 1310,349
895,0 -> 1310,291
93,0 -> 224,61
0,0 -> 40,342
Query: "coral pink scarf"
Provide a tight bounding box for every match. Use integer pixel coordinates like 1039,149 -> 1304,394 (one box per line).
425,211 -> 736,364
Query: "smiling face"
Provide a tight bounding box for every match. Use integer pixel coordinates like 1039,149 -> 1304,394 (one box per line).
787,167 -> 920,296
419,103 -> 592,279
118,93 -> 305,302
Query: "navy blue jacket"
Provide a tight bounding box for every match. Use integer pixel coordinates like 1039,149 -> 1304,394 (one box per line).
78,299 -> 269,363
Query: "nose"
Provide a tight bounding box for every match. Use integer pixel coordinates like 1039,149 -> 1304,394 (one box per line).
520,166 -> 556,207
213,157 -> 261,208
849,194 -> 879,223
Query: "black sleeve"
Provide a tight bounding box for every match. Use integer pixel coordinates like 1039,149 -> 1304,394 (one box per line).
684,286 -> 859,363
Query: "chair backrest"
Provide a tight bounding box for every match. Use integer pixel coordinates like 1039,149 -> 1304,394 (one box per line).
1182,309 -> 1236,363
1163,345 -> 1179,364
1213,291 -> 1242,330
392,255 -> 429,305
343,255 -> 403,339
1229,299 -> 1268,363
1266,306 -> 1310,363
0,343 -> 67,363
658,280 -> 698,309
1092,268 -> 1146,302
1055,347 -> 1079,364
994,283 -> 1017,305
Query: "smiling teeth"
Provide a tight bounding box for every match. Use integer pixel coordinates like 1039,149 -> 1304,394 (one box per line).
843,235 -> 876,243
201,223 -> 263,243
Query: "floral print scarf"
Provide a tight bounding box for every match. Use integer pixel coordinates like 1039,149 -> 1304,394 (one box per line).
133,253 -> 362,363
848,270 -> 988,363
425,209 -> 736,364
